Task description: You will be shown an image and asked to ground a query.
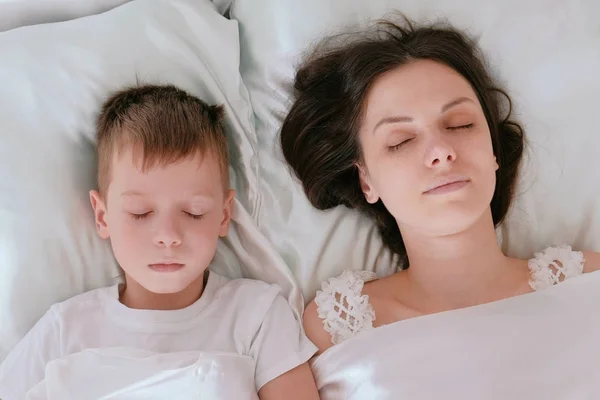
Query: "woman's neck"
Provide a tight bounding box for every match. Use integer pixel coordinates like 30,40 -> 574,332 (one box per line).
400,209 -> 528,309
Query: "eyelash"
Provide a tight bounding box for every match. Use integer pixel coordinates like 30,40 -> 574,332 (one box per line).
131,212 -> 151,220
185,212 -> 204,220
130,212 -> 204,220
387,124 -> 474,152
388,139 -> 413,152
447,123 -> 474,131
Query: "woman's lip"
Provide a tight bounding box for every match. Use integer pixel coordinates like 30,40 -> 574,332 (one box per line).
148,263 -> 185,272
423,179 -> 470,195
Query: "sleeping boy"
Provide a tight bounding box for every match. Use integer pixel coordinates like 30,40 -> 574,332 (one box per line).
0,84 -> 319,399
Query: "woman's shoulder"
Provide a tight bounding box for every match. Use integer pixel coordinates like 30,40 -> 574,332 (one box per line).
527,244 -> 600,290
582,250 -> 600,273
303,270 -> 378,354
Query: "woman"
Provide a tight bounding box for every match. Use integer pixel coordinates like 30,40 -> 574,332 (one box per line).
281,17 -> 600,399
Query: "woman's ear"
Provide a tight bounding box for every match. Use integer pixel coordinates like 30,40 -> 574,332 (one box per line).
356,163 -> 379,204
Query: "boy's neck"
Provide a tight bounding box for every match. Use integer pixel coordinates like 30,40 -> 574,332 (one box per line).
119,270 -> 209,310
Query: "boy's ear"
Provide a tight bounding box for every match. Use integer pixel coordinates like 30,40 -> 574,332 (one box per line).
90,190 -> 110,239
219,189 -> 235,237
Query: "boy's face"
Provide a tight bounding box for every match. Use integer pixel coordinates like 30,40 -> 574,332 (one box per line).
90,148 -> 234,295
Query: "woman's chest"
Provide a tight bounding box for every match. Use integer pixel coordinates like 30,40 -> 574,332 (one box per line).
314,276 -> 600,399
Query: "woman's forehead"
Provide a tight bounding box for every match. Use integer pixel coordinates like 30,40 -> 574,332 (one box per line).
369,61 -> 474,107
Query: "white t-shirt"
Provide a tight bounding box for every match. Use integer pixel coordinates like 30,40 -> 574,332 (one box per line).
0,272 -> 317,400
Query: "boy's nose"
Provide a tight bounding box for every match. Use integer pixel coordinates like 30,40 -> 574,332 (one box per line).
153,219 -> 183,247
156,237 -> 182,247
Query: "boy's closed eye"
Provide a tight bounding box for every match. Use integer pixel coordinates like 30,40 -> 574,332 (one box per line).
130,211 -> 152,220
128,211 -> 205,220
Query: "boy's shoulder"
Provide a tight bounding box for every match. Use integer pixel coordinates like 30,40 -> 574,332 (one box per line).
210,273 -> 283,306
208,273 -> 291,327
49,284 -> 117,318
214,274 -> 280,292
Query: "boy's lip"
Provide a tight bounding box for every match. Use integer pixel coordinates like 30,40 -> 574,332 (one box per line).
148,263 -> 185,272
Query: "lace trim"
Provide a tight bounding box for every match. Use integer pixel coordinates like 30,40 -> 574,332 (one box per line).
315,270 -> 377,345
528,245 -> 585,291
314,245 -> 583,345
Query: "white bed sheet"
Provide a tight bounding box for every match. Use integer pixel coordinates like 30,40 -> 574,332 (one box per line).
25,347 -> 258,400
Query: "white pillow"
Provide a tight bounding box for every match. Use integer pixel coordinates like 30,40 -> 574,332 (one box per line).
210,0 -> 233,15
230,0 -> 600,300
0,0 -> 260,361
0,0 -> 131,32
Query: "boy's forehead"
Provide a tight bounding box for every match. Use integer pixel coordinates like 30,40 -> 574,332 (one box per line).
111,146 -> 218,172
108,147 -> 223,194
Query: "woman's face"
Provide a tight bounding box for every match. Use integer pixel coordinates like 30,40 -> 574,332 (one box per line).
358,59 -> 498,237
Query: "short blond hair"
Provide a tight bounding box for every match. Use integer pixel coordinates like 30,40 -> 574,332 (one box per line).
96,84 -> 229,195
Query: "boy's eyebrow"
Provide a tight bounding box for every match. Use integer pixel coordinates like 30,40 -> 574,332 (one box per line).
120,190 -> 215,201
121,190 -> 145,197
188,195 -> 216,204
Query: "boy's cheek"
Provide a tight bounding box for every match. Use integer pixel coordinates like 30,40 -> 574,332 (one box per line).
111,228 -> 146,266
109,219 -> 142,245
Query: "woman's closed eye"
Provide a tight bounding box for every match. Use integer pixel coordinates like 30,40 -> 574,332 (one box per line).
388,138 -> 414,152
446,123 -> 474,131
387,123 -> 473,152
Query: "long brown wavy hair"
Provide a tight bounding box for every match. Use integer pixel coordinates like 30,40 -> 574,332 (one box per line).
280,17 -> 524,268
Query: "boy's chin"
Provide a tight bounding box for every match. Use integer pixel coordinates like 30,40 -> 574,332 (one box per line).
129,270 -> 206,295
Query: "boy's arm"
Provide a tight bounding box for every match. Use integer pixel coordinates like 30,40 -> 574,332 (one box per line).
249,288 -> 319,398
0,309 -> 61,400
258,362 -> 319,400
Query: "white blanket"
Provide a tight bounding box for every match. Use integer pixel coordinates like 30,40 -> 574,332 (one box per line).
311,271 -> 600,399
26,348 -> 258,400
